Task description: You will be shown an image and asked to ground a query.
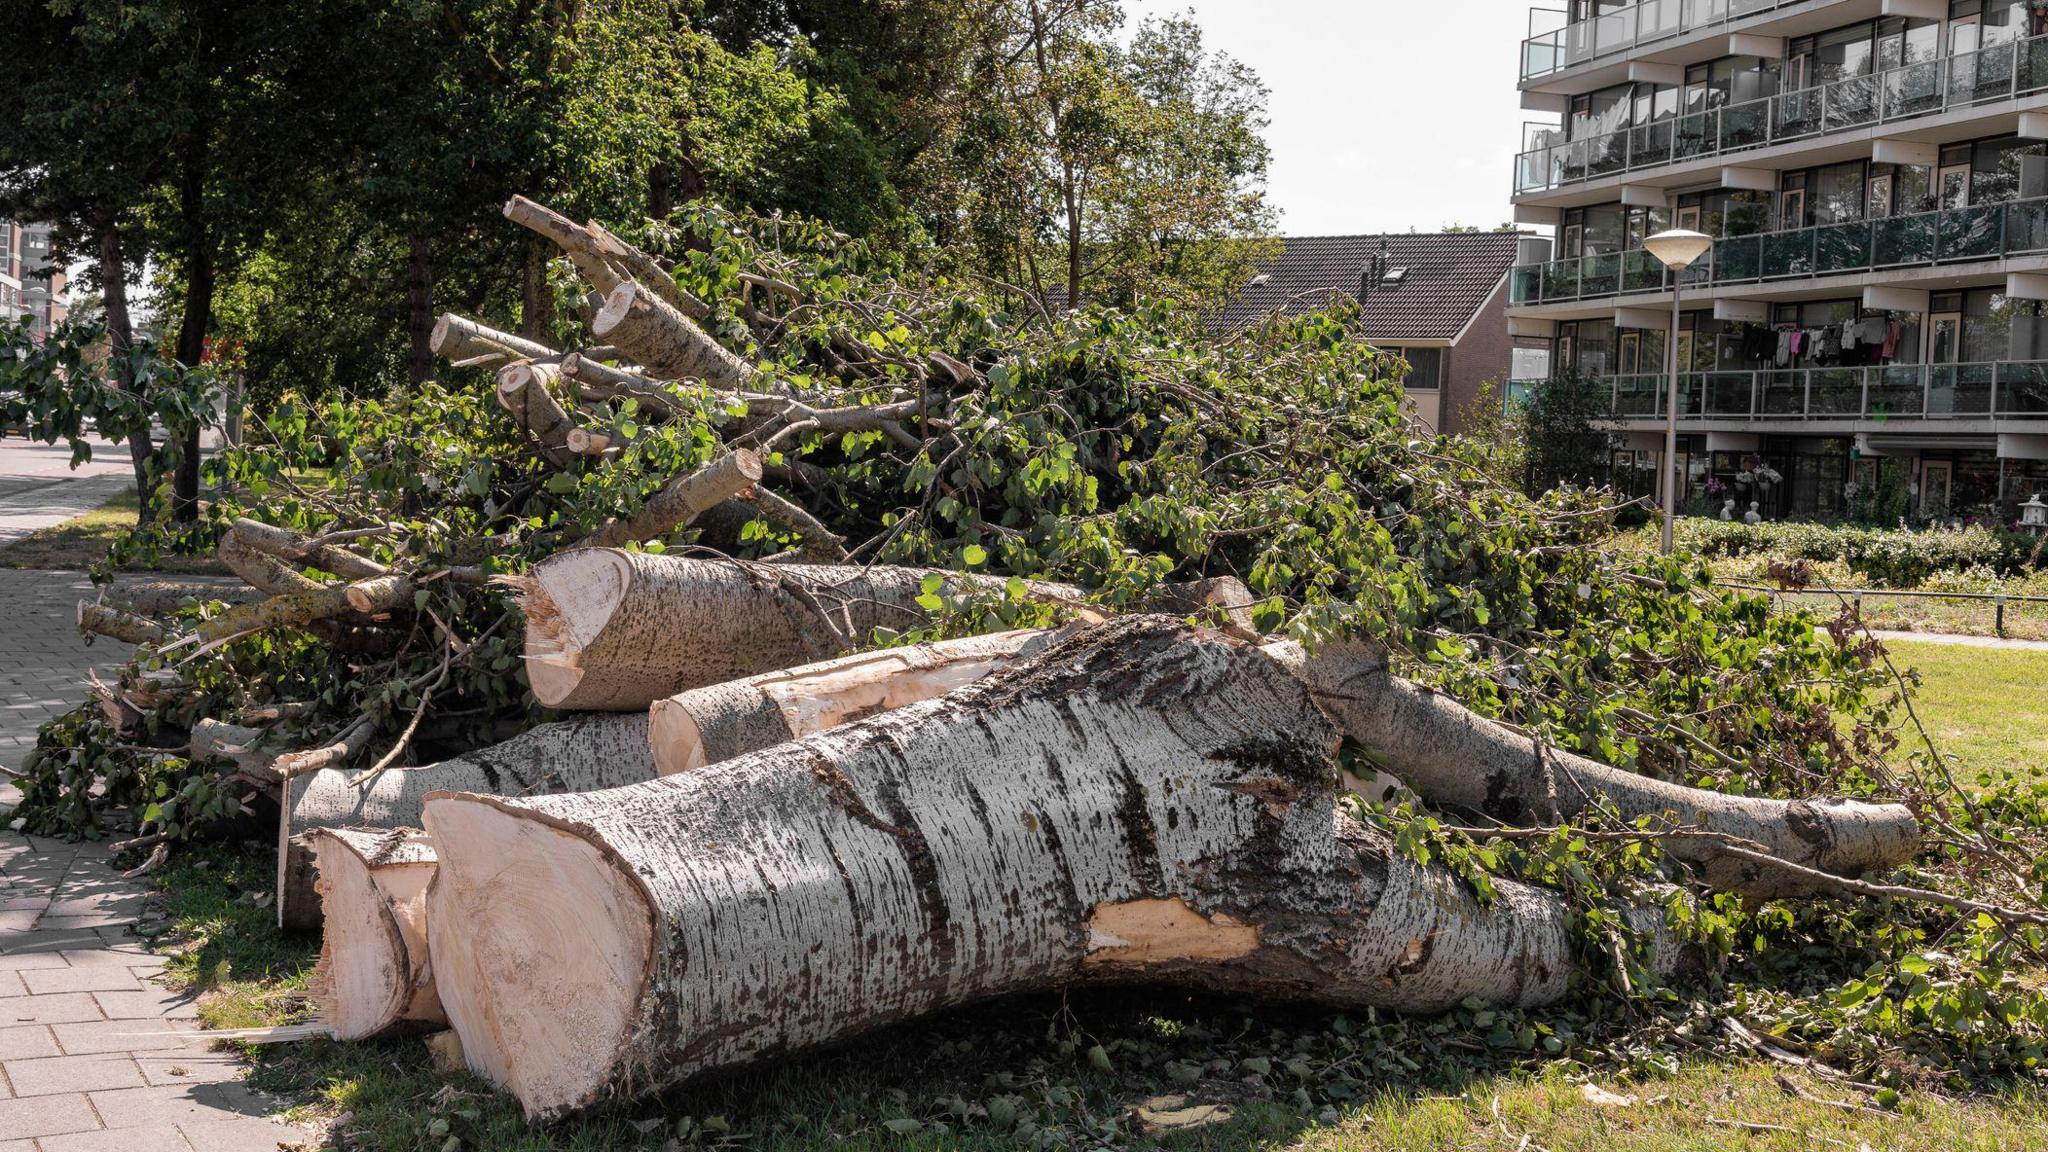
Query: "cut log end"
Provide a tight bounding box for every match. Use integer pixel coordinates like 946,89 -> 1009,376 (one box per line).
590,282 -> 639,341
312,829 -> 442,1040
429,314 -> 453,355
423,796 -> 652,1119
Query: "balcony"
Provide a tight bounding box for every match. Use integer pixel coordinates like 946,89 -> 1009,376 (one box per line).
1509,360 -> 2048,422
1521,0 -> 1825,85
1516,34 -> 2048,196
1509,194 -> 2048,306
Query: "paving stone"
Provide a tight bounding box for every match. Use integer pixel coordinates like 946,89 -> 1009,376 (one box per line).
135,1049 -> 246,1087
5,930 -> 106,956
89,1081 -> 280,1129
0,970 -> 22,997
0,990 -> 103,1025
38,1124 -> 196,1152
94,988 -> 200,1020
4,1051 -> 145,1096
52,1017 -> 197,1055
0,951 -> 67,972
0,908 -> 38,933
0,1023 -> 58,1059
0,1090 -> 99,1138
176,1116 -> 309,1152
38,913 -> 140,931
0,1141 -> 34,1152
59,947 -> 162,969
21,966 -> 143,995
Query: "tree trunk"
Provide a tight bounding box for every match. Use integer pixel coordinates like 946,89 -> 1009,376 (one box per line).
503,196 -> 622,295
407,232 -> 436,385
1274,642 -> 1921,898
515,550 -> 1084,711
425,619 -> 1675,1121
430,314 -> 556,364
172,142 -> 214,524
648,628 -> 1059,773
311,828 -> 444,1040
520,236 -> 556,343
276,713 -> 655,930
96,220 -> 154,501
590,281 -> 760,389
580,449 -> 762,549
495,362 -> 578,466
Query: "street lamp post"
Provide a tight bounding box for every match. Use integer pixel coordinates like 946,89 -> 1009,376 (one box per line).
1641,228 -> 1714,554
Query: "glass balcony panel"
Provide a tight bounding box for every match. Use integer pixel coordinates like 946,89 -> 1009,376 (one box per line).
1938,204 -> 2003,262
1677,374 -> 1704,418
1997,362 -> 2048,415
2006,199 -> 2048,254
1760,228 -> 1814,278
1704,374 -> 1754,417
1621,249 -> 1667,293
1585,129 -> 1630,179
2022,35 -> 2048,95
1614,375 -> 1663,417
1873,211 -> 1938,265
1934,363 -> 1995,416
1523,33 -> 1565,80
1581,251 -> 1621,296
1719,98 -> 1771,150
1823,77 -> 1879,132
1510,264 -> 1542,305
1868,369 -> 1925,419
1560,139 -> 1591,185
1950,44 -> 2016,106
1712,235 -> 1760,282
1774,88 -> 1823,139
1673,109 -> 1717,160
1543,258 -> 1581,302
1809,369 -> 1864,416
1758,371 -> 1804,415
1883,60 -> 1945,118
1629,120 -> 1673,168
1729,0 -> 1775,15
1812,222 -> 1872,273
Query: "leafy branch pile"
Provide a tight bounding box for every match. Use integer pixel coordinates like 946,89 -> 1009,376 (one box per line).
8,197 -> 2048,1112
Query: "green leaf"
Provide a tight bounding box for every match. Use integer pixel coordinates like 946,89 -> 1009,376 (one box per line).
962,544 -> 987,566
882,1118 -> 923,1135
1086,1044 -> 1113,1072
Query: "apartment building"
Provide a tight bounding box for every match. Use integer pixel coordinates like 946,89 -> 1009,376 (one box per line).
0,217 -> 67,340
1508,0 -> 2048,521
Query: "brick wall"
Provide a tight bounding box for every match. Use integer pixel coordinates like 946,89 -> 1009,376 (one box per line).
1441,274 -> 1513,437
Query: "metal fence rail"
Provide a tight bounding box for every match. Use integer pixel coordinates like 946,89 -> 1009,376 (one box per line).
1717,579 -> 2048,637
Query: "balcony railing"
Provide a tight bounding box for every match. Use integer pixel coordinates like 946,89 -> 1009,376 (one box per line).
1509,194 -> 2048,305
1521,0 -> 1828,84
1517,34 -> 2048,194
1509,361 -> 2048,422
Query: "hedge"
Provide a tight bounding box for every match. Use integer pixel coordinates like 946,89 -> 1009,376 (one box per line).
1669,518 -> 2048,586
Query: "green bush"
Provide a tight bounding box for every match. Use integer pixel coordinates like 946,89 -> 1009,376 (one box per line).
1669,518 -> 2048,586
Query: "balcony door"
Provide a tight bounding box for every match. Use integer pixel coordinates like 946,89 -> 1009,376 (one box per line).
1920,460 -> 1953,518
1937,161 -> 1972,210
1926,310 -> 1962,364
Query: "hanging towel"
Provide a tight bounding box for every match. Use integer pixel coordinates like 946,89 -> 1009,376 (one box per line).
1882,319 -> 1900,359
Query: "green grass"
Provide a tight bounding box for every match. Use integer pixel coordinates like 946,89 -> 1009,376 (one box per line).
127,644 -> 2048,1151
1884,639 -> 2048,789
0,486 -> 225,573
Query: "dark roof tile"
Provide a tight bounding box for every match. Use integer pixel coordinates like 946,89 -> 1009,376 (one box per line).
1214,232 -> 1523,340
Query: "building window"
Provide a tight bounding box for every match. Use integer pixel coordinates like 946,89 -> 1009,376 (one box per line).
1385,346 -> 1443,391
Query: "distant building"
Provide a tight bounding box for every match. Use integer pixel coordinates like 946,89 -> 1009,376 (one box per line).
1215,232 -> 1525,435
1,218 -> 67,340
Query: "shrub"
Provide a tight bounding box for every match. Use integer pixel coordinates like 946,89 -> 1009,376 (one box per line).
1668,518 -> 2047,587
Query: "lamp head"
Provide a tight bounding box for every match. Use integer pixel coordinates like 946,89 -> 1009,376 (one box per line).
1642,228 -> 1714,270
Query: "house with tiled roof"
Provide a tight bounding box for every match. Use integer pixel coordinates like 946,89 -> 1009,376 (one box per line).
1215,232 -> 1530,435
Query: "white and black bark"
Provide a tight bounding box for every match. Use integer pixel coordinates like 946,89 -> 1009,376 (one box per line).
311,829 -> 445,1040
431,314 -> 556,365
423,619 -> 1675,1120
496,362 -> 578,466
1272,642 -> 1921,898
276,714 -> 655,931
581,450 -> 762,549
516,550 -> 1084,711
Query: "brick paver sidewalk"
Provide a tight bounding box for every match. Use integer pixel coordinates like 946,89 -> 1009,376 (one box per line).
1,569 -> 311,1150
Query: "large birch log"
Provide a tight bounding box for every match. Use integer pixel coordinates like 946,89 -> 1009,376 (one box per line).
581,449 -> 762,549
311,829 -> 444,1040
515,549 -> 1085,711
276,714 -> 655,931
502,195 -> 624,295
648,628 -> 1060,773
430,314 -> 555,364
590,281 -> 761,391
495,362 -> 578,466
1271,642 -> 1921,898
423,618 -> 1674,1120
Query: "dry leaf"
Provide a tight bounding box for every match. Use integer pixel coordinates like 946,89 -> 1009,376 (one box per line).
1580,1083 -> 1638,1108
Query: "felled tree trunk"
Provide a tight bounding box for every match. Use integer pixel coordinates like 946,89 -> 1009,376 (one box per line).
648,628 -> 1059,773
516,549 -> 1084,711
590,281 -> 760,390
424,619 -> 1673,1121
311,829 -> 444,1040
431,314 -> 555,366
496,362 -> 578,466
277,714 -> 655,930
1273,642 -> 1921,898
580,450 -> 762,549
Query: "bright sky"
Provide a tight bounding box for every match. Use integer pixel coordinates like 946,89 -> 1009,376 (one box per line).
1126,0 -> 1541,236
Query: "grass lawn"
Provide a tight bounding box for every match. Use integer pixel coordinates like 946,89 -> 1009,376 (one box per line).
118,642 -> 2048,1150
0,486 -> 227,573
